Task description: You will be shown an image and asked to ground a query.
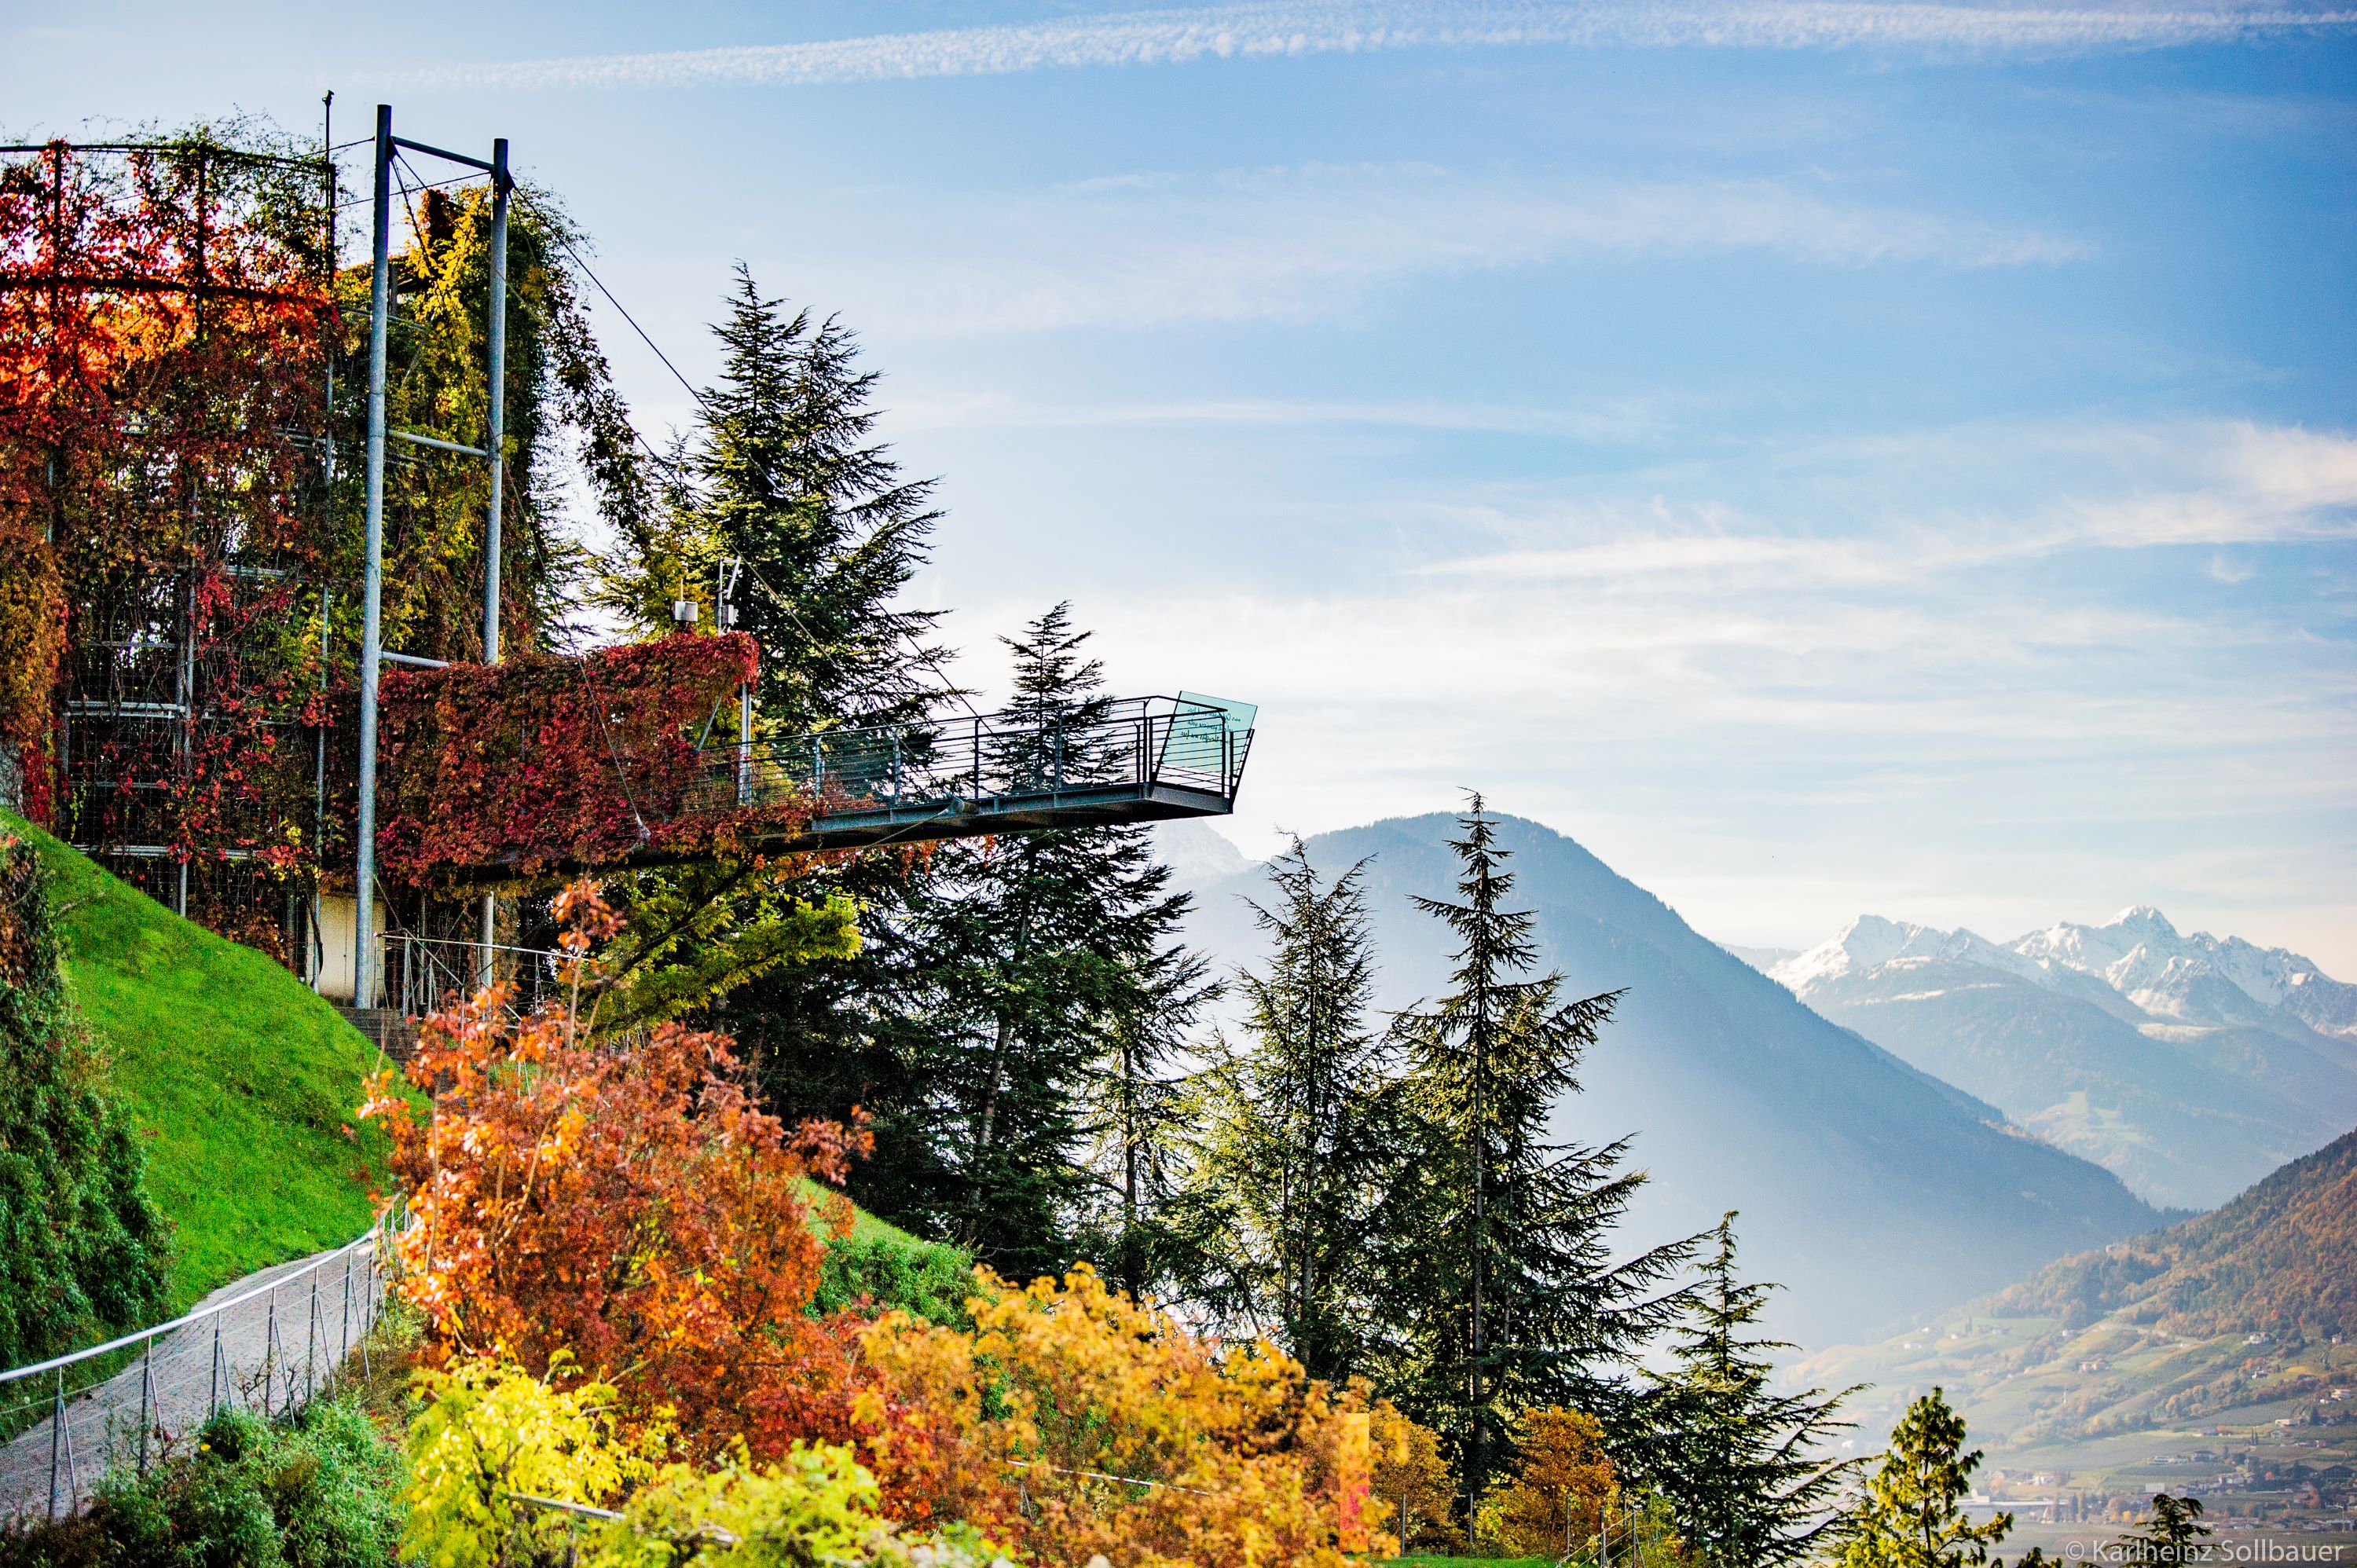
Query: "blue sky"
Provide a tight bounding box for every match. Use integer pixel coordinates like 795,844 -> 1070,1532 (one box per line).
9,2 -> 2354,969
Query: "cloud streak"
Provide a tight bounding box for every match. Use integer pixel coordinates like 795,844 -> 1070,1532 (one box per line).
793,164 -> 2080,334
409,1 -> 2357,92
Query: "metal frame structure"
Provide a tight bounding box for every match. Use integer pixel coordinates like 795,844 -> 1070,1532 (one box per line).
4,136 -> 332,954
352,104 -> 511,1009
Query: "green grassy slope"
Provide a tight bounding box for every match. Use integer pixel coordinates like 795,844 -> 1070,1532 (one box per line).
4,812 -> 386,1309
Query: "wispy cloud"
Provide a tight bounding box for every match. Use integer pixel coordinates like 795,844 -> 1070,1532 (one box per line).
409,1 -> 2357,92
1411,419 -> 2357,588
796,164 -> 2078,334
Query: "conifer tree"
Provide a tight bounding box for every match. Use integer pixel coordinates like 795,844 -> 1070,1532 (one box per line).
1383,797 -> 1695,1532
1642,1213 -> 1859,1566
887,606 -> 1206,1280
606,266 -> 948,727
600,272 -> 955,1177
1839,1388 -> 2019,1568
1175,841 -> 1410,1378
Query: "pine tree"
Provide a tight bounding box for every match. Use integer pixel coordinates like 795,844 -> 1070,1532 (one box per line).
606,266 -> 948,728
1384,797 -> 1695,1535
607,272 -> 956,1179
1174,841 -> 1410,1379
1643,1213 -> 1859,1566
1839,1388 -> 2019,1568
885,606 -> 1207,1281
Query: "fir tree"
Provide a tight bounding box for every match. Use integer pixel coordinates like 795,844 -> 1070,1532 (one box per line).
609,272 -> 957,1181
608,266 -> 948,728
1383,797 -> 1695,1533
1839,1388 -> 2019,1568
1643,1213 -> 1859,1567
1174,841 -> 1410,1379
885,606 -> 1206,1280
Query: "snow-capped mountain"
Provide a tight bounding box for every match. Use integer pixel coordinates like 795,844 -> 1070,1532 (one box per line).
1760,910 -> 2357,1211
2011,907 -> 2357,1039
1775,907 -> 2357,1042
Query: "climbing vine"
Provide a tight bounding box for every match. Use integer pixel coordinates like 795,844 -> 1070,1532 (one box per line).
373,630 -> 812,879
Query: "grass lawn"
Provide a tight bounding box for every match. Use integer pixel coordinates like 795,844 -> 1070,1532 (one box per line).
7,811 -> 390,1309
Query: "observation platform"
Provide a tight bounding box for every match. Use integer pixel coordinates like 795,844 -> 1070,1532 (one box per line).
675,691 -> 1257,856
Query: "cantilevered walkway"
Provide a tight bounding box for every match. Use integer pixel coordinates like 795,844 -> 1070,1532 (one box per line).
680,691 -> 1256,854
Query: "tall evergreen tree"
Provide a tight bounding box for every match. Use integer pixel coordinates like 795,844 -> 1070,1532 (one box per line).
595,272 -> 959,1186
1642,1214 -> 1859,1567
884,606 -> 1206,1280
1383,797 -> 1695,1530
1174,841 -> 1410,1378
605,266 -> 948,728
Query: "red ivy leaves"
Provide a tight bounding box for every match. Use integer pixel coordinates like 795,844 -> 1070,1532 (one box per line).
374,631 -> 819,881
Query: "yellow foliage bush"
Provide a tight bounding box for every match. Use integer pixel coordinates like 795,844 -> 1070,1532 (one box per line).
1481,1406 -> 1620,1559
400,1354 -> 657,1568
583,1446 -> 1018,1568
859,1262 -> 1365,1568
1370,1399 -> 1457,1554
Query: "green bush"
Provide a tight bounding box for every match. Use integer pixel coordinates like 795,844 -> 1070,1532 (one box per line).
0,829 -> 170,1369
2,1397 -> 402,1568
809,1232 -> 979,1328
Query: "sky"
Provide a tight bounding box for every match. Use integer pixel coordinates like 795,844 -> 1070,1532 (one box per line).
8,1 -> 2354,969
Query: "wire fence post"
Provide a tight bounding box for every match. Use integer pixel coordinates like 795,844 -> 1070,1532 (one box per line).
48,1369 -> 62,1519
306,1276 -> 319,1405
139,1336 -> 155,1475
262,1290 -> 280,1419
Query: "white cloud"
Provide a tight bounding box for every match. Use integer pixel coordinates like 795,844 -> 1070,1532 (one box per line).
800,164 -> 2079,335
409,1 -> 2357,92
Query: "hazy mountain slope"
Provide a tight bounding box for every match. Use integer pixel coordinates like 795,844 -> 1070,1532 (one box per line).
1775,917 -> 2357,1210
1178,812 -> 2162,1349
1798,1129 -> 2357,1449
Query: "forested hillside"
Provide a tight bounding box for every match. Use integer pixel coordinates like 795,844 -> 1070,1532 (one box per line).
1802,1128 -> 2357,1449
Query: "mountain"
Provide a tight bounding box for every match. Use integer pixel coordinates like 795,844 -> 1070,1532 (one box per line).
1175,812 -> 2165,1350
1797,1127 -> 2357,1450
1769,914 -> 2357,1211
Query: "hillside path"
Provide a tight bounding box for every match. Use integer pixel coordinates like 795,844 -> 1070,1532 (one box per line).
0,1240 -> 385,1522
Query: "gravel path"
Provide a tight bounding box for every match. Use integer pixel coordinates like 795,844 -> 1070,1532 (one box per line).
0,1235 -> 389,1522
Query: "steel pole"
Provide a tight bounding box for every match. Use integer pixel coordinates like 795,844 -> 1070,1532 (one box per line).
478,136 -> 510,993
354,104 -> 392,1011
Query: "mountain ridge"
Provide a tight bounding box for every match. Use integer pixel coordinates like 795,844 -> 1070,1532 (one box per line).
1764,910 -> 2357,1211
1798,1126 -> 2357,1451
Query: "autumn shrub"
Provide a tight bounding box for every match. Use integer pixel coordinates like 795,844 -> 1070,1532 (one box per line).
583,1447 -> 1018,1568
1371,1398 -> 1458,1554
1479,1406 -> 1619,1558
859,1262 -> 1369,1568
401,1354 -> 655,1568
361,882 -> 875,1463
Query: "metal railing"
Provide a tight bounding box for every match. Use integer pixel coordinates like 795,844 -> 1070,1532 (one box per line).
381,933 -> 566,1021
681,694 -> 1255,823
0,1214 -> 403,1522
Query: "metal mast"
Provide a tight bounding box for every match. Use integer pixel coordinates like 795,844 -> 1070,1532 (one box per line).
478,137 -> 510,987
354,105 -> 393,1010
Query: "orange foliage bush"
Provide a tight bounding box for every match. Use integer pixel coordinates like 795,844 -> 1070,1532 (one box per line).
361,881 -> 874,1462
860,1264 -> 1370,1568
